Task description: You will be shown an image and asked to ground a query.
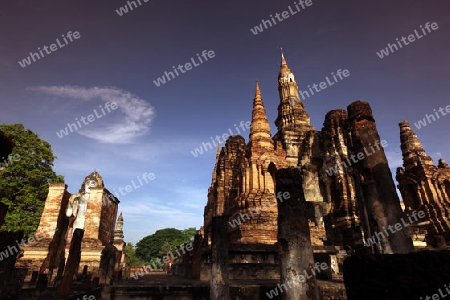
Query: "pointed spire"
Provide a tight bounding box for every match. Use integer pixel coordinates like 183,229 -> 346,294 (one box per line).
249,81 -> 272,149
216,142 -> 221,156
274,48 -> 312,166
275,48 -> 309,128
255,80 -> 261,98
279,48 -> 293,79
115,212 -> 124,231
399,120 -> 434,170
280,48 -> 287,66
114,212 -> 124,241
212,142 -> 221,183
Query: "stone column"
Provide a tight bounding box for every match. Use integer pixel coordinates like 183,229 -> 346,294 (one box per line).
347,101 -> 414,254
276,167 -> 319,300
257,163 -> 262,190
245,167 -> 250,193
264,168 -> 274,193
242,168 -> 246,194
251,162 -> 258,191
59,228 -> 84,300
210,216 -> 230,300
84,187 -> 104,240
35,184 -> 68,239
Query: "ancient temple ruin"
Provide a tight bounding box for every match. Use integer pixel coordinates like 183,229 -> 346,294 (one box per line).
15,171 -> 126,287
194,51 -> 420,284
396,120 -> 450,248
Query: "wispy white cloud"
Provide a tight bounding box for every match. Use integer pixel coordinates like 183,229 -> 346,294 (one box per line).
27,85 -> 155,144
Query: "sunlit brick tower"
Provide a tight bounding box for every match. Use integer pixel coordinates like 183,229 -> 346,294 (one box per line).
273,50 -> 329,245
396,120 -> 450,247
201,81 -> 287,280
273,49 -> 314,167
227,81 -> 286,244
16,171 -> 122,285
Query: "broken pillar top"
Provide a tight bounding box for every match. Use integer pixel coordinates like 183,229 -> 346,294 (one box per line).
347,100 -> 375,123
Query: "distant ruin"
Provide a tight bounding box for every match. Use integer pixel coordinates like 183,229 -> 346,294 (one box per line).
14,171 -> 126,298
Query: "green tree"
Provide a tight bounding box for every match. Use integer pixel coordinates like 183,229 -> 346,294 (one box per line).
124,242 -> 146,266
0,124 -> 64,237
181,227 -> 197,241
161,241 -> 171,255
135,227 -> 196,260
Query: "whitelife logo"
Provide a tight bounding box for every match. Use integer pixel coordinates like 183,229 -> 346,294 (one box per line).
74,295 -> 96,300
55,102 -> 118,139
190,120 -> 251,158
104,172 -> 156,199
116,0 -> 149,16
365,210 -> 426,248
292,69 -> 350,102
413,105 -> 450,129
421,283 -> 450,300
153,50 -> 215,87
266,262 -> 329,298
18,31 -> 81,68
322,140 -> 387,177
250,0 -> 313,35
0,232 -> 44,261
376,22 -> 439,59
0,154 -> 20,170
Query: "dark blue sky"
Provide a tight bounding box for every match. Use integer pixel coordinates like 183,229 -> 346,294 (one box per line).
1,0 -> 449,243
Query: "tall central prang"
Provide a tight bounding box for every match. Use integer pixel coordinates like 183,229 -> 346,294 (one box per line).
274,49 -> 314,167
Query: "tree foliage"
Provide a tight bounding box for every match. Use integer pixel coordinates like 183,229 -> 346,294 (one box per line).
124,243 -> 163,268
124,242 -> 147,266
135,227 -> 196,260
181,227 -> 197,241
0,124 -> 64,237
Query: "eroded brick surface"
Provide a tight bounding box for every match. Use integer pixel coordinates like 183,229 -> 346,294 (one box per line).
15,171 -> 125,288
396,120 -> 450,247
